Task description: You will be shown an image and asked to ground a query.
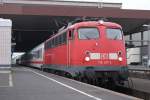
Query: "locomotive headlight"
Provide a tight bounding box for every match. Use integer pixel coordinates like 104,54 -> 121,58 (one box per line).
118,57 -> 123,61
85,57 -> 90,61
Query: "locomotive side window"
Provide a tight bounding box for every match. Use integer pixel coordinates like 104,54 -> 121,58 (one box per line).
58,35 -> 62,44
106,28 -> 122,40
52,39 -> 55,47
45,42 -> 48,50
45,31 -> 67,50
62,32 -> 67,43
78,27 -> 99,40
68,30 -> 74,40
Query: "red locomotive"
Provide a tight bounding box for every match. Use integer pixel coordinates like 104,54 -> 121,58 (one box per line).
19,20 -> 128,85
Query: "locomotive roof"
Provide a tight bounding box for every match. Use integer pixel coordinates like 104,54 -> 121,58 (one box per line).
70,21 -> 122,29
45,21 -> 122,43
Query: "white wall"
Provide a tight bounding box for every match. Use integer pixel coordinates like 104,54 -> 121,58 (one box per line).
0,19 -> 12,67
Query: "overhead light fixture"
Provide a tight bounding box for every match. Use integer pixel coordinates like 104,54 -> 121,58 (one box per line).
142,24 -> 150,30
143,24 -> 150,27
98,2 -> 122,9
11,43 -> 16,46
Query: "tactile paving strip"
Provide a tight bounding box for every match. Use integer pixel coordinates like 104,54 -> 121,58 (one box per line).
0,70 -> 12,87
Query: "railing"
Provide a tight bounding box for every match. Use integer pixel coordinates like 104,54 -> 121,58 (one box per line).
128,66 -> 150,79
129,67 -> 150,71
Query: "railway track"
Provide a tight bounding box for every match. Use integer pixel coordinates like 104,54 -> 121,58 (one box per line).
114,86 -> 150,100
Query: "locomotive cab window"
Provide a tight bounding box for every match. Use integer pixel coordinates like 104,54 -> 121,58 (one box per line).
106,28 -> 122,40
78,27 -> 99,39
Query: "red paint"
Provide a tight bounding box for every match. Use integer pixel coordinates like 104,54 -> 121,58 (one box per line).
44,21 -> 127,67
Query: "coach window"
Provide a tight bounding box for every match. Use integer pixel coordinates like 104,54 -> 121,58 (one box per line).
78,27 -> 99,39
39,49 -> 42,58
36,51 -> 39,58
106,28 -> 122,40
48,40 -> 51,48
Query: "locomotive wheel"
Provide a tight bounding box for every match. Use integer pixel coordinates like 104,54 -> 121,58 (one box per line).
90,79 -> 96,85
82,77 -> 88,83
94,79 -> 99,86
79,77 -> 84,82
65,73 -> 72,78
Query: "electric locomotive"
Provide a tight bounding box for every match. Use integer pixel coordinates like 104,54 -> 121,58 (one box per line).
44,20 -> 128,85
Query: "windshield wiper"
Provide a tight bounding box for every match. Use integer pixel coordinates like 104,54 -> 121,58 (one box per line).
84,35 -> 91,40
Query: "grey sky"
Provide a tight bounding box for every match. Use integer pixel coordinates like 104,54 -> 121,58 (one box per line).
63,0 -> 150,10
122,0 -> 150,10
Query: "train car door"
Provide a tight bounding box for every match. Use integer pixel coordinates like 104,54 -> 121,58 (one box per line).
67,29 -> 74,67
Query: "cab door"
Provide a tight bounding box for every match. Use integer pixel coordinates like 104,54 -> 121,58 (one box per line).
67,29 -> 74,67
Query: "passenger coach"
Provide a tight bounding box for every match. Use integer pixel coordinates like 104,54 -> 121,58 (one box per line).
20,43 -> 44,69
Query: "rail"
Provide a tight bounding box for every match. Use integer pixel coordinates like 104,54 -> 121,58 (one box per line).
128,67 -> 150,71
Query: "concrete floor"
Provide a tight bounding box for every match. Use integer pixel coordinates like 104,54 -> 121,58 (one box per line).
0,66 -> 141,100
127,77 -> 150,93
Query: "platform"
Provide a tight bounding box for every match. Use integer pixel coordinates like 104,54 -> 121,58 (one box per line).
0,66 -> 141,100
127,77 -> 150,93
0,70 -> 12,87
127,65 -> 150,93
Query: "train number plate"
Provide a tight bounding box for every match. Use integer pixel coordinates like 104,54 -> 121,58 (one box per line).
109,53 -> 118,60
90,53 -> 100,60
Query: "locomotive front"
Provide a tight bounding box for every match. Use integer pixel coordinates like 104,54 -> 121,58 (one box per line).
69,21 -> 128,85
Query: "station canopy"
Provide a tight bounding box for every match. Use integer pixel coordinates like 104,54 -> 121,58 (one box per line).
0,0 -> 150,52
